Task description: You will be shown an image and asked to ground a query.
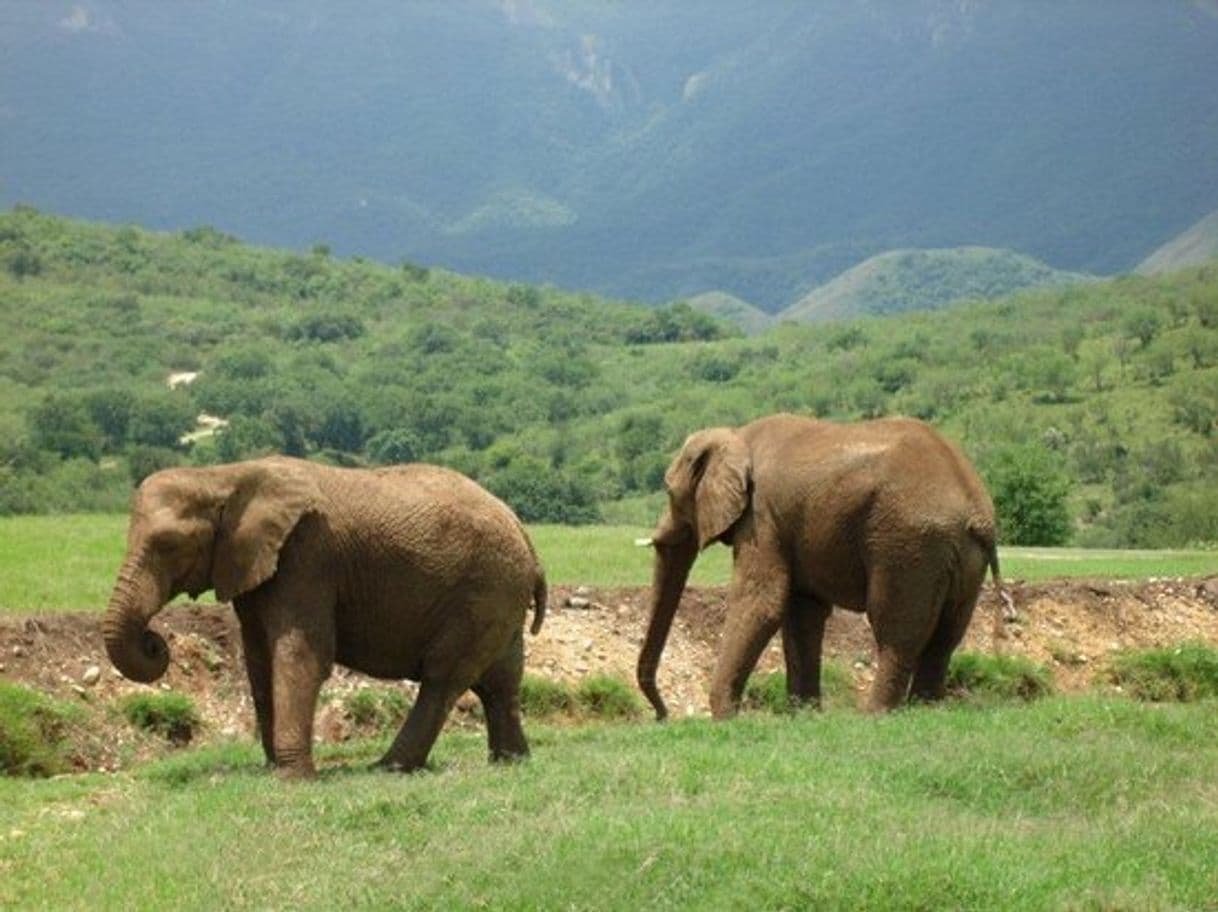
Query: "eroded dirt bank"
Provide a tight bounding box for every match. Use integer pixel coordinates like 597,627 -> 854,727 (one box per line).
3,577 -> 1217,770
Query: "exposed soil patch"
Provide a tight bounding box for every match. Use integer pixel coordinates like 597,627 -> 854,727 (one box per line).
3,577 -> 1217,772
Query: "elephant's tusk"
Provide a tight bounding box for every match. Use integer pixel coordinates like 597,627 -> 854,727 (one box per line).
634,537 -> 655,548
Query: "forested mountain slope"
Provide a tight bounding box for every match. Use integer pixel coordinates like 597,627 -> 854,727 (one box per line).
2,209 -> 1217,548
2,2 -> 1216,309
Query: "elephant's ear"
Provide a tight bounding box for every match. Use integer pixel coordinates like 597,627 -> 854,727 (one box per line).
212,459 -> 323,602
683,429 -> 751,550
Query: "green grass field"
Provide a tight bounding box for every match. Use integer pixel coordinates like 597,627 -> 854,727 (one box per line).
0,516 -> 1214,614
2,698 -> 1216,910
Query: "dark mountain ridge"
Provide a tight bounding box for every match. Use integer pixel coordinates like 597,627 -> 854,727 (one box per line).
2,1 -> 1216,309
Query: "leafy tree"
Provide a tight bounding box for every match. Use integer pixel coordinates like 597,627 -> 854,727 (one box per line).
28,395 -> 102,461
484,455 -> 601,524
691,351 -> 740,383
212,345 -> 273,381
506,284 -> 542,309
129,393 -> 196,449
400,260 -> 430,282
984,444 -> 1072,546
314,397 -> 367,452
1078,343 -> 1111,392
410,322 -> 459,355
214,415 -> 283,462
1178,325 -> 1218,368
366,428 -> 421,465
615,410 -> 668,493
1060,324 -> 1084,359
84,388 -> 135,452
128,446 -> 181,485
625,302 -> 723,345
1122,307 -> 1162,348
286,311 -> 365,343
3,246 -> 42,279
825,326 -> 868,352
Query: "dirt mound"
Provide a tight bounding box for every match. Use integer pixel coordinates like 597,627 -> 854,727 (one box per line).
3,577 -> 1217,771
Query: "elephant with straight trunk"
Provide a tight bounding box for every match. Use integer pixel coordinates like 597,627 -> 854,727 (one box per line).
104,456 -> 547,778
637,413 -> 1009,719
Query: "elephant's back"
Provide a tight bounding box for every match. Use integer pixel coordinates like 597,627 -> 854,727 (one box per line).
755,415 -> 994,538
321,463 -> 539,584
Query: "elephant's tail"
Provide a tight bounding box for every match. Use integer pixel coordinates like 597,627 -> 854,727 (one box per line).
530,570 -> 548,635
969,518 -> 1018,628
987,543 -> 1016,622
972,525 -> 1016,626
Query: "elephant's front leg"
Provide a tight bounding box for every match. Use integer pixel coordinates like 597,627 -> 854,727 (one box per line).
235,603 -> 275,765
262,603 -> 335,779
782,594 -> 830,708
709,545 -> 791,719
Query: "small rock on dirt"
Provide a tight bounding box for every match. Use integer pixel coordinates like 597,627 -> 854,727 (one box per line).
81,665 -> 101,686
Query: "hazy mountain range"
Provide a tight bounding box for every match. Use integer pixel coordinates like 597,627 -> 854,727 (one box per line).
2,1 -> 1217,312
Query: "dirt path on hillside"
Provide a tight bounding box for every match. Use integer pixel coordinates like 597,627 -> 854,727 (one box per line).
3,577 -> 1217,771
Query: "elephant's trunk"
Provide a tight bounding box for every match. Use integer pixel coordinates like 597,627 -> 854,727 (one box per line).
636,528 -> 698,721
102,555 -> 171,683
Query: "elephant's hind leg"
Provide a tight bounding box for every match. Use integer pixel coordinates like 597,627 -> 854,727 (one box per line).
866,568 -> 949,712
473,629 -> 529,763
909,592 -> 977,703
782,594 -> 830,708
377,678 -> 465,773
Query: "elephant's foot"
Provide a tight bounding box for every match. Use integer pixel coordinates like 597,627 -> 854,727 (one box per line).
372,753 -> 430,774
273,760 -> 317,781
709,694 -> 741,720
488,745 -> 529,765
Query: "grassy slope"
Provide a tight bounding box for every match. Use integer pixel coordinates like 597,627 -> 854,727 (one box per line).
1138,209 -> 1218,275
0,516 -> 1213,615
3,211 -> 1218,548
2,699 -> 1216,910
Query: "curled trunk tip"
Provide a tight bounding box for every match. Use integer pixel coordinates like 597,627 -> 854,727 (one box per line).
103,561 -> 171,683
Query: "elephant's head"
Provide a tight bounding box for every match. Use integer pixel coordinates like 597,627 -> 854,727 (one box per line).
103,458 -> 322,683
637,428 -> 751,720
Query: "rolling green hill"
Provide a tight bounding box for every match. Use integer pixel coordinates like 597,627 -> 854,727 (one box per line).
780,248 -> 1093,324
1138,210 -> 1218,276
2,209 -> 1217,549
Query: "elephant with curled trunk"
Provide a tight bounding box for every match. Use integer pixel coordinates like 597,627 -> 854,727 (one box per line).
637,413 -> 1009,719
104,456 -> 547,778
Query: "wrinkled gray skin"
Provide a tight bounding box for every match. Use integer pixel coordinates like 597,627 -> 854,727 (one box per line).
104,457 -> 546,779
638,414 -> 1006,720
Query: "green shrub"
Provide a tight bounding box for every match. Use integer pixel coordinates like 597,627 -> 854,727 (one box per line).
0,682 -> 81,776
946,652 -> 1055,702
743,664 -> 856,713
1108,643 -> 1218,702
983,444 -> 1073,545
344,687 -> 410,731
120,692 -> 200,744
520,675 -> 576,718
574,674 -> 644,720
743,672 -> 791,713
